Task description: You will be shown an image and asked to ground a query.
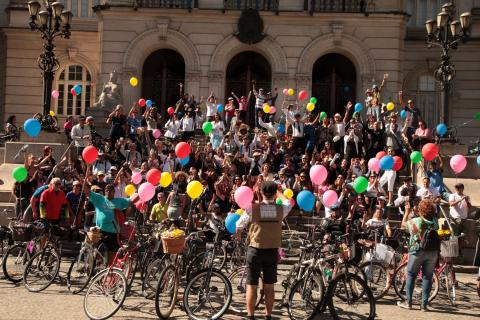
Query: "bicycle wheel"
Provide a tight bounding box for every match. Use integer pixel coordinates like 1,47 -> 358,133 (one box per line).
393,262 -> 439,302
183,269 -> 232,320
84,268 -> 127,320
229,266 -> 263,313
67,249 -> 95,294
187,248 -> 227,282
2,244 -> 31,283
154,264 -> 179,319
23,248 -> 61,292
359,261 -> 391,300
288,272 -> 325,320
444,265 -> 456,306
282,231 -> 303,257
142,256 -> 169,299
123,253 -> 138,293
327,273 -> 375,320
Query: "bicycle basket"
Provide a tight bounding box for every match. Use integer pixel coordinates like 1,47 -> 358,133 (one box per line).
161,235 -> 185,254
373,243 -> 395,265
11,223 -> 33,242
440,237 -> 459,258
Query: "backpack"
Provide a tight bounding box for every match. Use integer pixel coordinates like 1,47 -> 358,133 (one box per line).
419,222 -> 441,251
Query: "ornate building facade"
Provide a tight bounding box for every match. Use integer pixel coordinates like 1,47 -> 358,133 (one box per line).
1,0 -> 479,142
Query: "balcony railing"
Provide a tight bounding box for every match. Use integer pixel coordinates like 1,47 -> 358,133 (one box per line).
136,0 -> 198,11
305,0 -> 366,15
223,0 -> 279,13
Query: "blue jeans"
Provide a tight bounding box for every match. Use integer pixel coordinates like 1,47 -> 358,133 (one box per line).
406,250 -> 438,306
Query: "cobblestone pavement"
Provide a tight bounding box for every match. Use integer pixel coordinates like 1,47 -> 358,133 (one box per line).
0,262 -> 479,320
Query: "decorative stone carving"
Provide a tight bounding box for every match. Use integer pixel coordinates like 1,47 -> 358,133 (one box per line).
67,47 -> 78,59
156,18 -> 170,40
330,22 -> 344,45
93,70 -> 122,111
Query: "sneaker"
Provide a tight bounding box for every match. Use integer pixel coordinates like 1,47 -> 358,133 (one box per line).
397,301 -> 412,310
420,304 -> 429,312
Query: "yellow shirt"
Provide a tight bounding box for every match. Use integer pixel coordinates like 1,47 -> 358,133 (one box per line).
150,202 -> 168,222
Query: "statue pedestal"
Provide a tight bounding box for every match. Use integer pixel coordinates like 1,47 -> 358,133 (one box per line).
87,108 -> 111,138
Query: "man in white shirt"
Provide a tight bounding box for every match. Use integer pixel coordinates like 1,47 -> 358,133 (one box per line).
161,149 -> 179,173
70,115 -> 90,156
92,152 -> 112,175
416,177 -> 440,203
286,113 -> 304,150
448,183 -> 471,235
180,109 -> 195,141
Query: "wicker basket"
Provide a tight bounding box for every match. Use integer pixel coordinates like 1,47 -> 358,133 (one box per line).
440,237 -> 459,258
86,230 -> 101,244
161,235 -> 185,254
11,224 -> 33,242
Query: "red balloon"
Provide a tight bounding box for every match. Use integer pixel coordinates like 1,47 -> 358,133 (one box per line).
298,90 -> 308,101
422,143 -> 439,161
135,201 -> 147,212
138,98 -> 146,107
146,168 -> 161,185
376,151 -> 387,160
393,156 -> 403,171
70,88 -> 77,96
82,146 -> 98,164
290,198 -> 296,206
167,107 -> 175,115
175,142 -> 191,159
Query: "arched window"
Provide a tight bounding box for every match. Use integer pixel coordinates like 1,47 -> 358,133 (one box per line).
55,65 -> 92,116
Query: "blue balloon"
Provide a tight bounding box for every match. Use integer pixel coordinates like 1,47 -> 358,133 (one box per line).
277,123 -> 285,134
436,123 -> 447,136
24,118 -> 41,138
225,213 -> 241,234
73,84 -> 82,95
400,110 -> 407,119
217,104 -> 224,113
354,103 -> 363,113
179,156 -> 189,166
380,155 -> 394,170
146,99 -> 152,107
296,190 -> 315,212
477,155 -> 480,167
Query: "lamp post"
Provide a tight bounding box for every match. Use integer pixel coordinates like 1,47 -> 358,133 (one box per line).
425,3 -> 471,125
27,1 -> 72,117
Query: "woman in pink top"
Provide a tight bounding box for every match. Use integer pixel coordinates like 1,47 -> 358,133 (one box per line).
412,120 -> 433,150
232,90 -> 251,123
225,97 -> 236,129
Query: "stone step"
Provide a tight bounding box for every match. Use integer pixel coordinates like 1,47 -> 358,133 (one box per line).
0,203 -> 15,226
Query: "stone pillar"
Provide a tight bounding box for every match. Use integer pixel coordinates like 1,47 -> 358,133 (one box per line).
208,71 -> 224,101
295,73 -> 312,99
185,71 -> 201,100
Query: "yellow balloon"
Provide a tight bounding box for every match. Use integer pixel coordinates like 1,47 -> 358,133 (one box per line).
235,208 -> 244,215
287,88 -> 294,96
283,188 -> 294,199
263,104 -> 270,114
187,180 -> 203,199
386,102 -> 395,111
307,103 -> 315,112
124,184 -> 135,197
49,110 -> 55,117
159,172 -> 172,188
130,77 -> 138,87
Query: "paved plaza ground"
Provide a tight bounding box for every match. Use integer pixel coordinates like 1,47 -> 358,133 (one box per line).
0,262 -> 479,320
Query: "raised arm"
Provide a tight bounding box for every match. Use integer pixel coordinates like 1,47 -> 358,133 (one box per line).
343,101 -> 353,124
379,73 -> 388,92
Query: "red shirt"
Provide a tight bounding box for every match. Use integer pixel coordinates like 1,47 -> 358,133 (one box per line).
40,187 -> 67,220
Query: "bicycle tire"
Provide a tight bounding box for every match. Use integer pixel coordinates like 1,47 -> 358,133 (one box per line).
393,262 -> 439,302
186,247 -> 227,282
83,268 -> 127,320
123,253 -> 138,294
444,265 -> 456,306
228,266 -> 263,313
183,268 -> 232,320
327,273 -> 376,320
141,256 -> 169,299
2,243 -> 31,283
154,264 -> 179,319
23,248 -> 61,292
359,260 -> 391,300
67,249 -> 95,294
282,231 -> 303,257
288,271 -> 325,320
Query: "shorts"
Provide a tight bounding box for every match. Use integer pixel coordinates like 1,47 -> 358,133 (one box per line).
101,231 -> 120,252
246,247 -> 278,285
379,170 -> 396,192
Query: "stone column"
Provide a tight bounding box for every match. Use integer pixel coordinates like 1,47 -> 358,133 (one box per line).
295,73 -> 312,100
185,71 -> 201,100
208,71 -> 224,101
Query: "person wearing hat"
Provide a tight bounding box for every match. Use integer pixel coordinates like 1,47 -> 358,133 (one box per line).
332,102 -> 352,154
92,151 -> 112,175
105,166 -> 117,184
286,112 -> 305,151
372,73 -> 388,103
235,181 -> 292,320
94,171 -> 107,191
246,150 -> 267,177
71,115 -> 91,156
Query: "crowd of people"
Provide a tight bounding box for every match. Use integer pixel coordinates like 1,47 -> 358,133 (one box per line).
9,75 -> 475,317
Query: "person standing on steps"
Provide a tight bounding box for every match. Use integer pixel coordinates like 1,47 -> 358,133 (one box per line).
235,181 -> 292,320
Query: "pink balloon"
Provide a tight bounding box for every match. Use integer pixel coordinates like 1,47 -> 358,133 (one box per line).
282,88 -> 289,96
309,165 -> 327,185
138,182 -> 155,202
131,171 -> 143,185
450,154 -> 467,174
322,190 -> 338,208
51,90 -> 59,99
152,129 -> 161,139
368,158 -> 381,173
269,106 -> 276,114
234,186 -> 254,209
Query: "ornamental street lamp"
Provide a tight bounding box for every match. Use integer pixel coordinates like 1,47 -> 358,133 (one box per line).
425,3 -> 471,125
27,1 -> 72,117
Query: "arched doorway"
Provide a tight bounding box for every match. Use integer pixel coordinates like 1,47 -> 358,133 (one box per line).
225,51 -> 272,126
312,53 -> 356,116
142,49 -> 185,115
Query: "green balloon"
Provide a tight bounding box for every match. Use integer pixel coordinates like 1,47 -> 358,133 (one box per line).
202,122 -> 213,135
276,198 -> 283,205
475,112 -> 480,121
310,97 -> 317,104
319,111 -> 327,122
12,166 -> 28,182
410,151 -> 423,164
353,176 -> 368,194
